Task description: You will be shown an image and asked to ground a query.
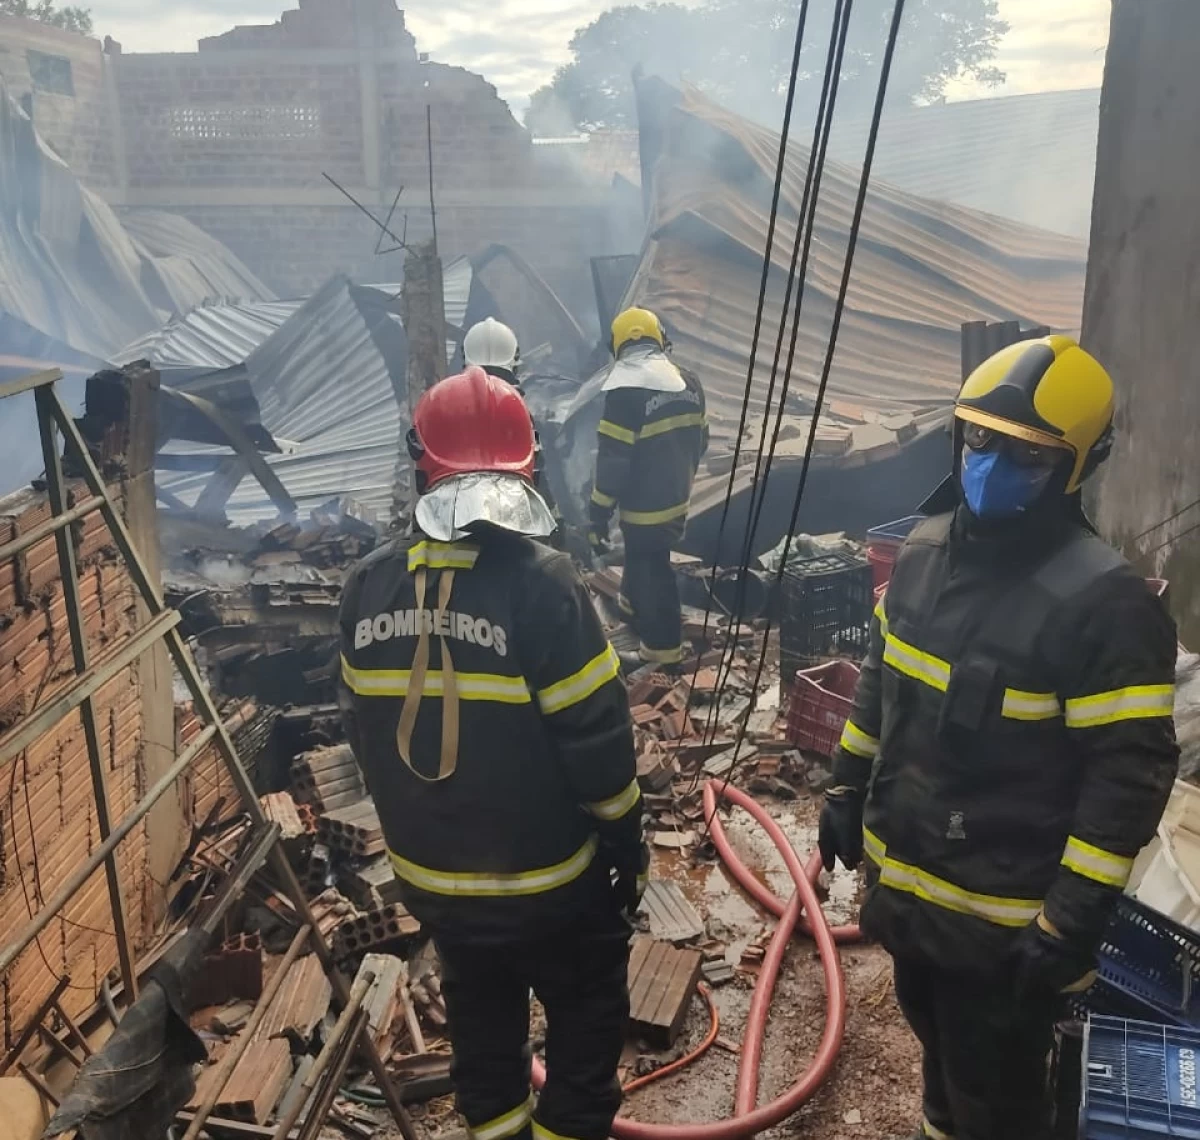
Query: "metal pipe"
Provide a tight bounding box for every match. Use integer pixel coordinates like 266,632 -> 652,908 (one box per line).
0,722 -> 217,974
36,386 -> 138,1000
0,976 -> 71,1074
0,495 -> 104,562
180,924 -> 313,1140
271,971 -> 376,1140
298,1007 -> 370,1140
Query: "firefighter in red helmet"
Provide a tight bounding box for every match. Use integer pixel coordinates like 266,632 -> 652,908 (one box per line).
339,367 -> 645,1140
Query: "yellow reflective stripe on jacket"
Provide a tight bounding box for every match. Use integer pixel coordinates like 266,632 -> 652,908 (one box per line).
1061,836 -> 1135,888
471,1097 -> 534,1140
390,835 -> 598,897
883,631 -> 1062,723
597,419 -> 637,445
1001,689 -> 1062,721
863,826 -> 1042,927
587,778 -> 642,822
639,642 -> 684,664
883,632 -> 951,692
342,656 -> 532,704
407,540 -> 480,571
620,501 -> 690,526
639,412 -> 707,440
839,720 -> 879,760
537,644 -> 621,715
533,1123 -> 585,1140
1064,684 -> 1175,728
591,487 -> 617,509
874,596 -> 888,635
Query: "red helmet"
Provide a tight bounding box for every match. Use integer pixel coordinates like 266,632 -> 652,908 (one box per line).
409,366 -> 536,491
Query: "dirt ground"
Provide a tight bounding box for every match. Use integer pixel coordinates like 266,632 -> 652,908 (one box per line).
390,789 -> 924,1140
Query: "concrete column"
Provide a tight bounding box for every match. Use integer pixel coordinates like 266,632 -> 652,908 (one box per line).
355,0 -> 381,193
101,49 -> 129,203
1083,0 -> 1200,645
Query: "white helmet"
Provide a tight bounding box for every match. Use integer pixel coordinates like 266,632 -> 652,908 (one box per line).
463,318 -> 519,373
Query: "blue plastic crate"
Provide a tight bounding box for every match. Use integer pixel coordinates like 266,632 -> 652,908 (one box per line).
866,514 -> 924,545
1082,1016 -> 1200,1138
1085,896 -> 1200,1028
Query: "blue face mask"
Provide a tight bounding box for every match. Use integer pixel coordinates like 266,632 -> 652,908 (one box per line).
959,448 -> 1056,519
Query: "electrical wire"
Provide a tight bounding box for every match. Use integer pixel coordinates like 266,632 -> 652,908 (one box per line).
1133,496 -> 1200,545
1142,516 -> 1200,559
675,0 -> 813,711
703,0 -> 909,837
691,0 -> 855,759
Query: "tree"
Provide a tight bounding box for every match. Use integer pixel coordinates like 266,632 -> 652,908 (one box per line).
0,0 -> 93,35
525,0 -> 1007,134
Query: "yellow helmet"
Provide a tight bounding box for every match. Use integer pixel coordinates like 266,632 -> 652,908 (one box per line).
611,307 -> 665,355
955,335 -> 1114,494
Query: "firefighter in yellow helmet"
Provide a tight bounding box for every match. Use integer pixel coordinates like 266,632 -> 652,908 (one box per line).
588,307 -> 708,665
818,337 -> 1179,1140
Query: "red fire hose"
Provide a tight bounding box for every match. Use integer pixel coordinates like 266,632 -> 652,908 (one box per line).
532,780 -> 862,1138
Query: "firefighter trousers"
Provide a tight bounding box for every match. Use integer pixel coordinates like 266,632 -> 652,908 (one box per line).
437,908 -> 632,1140
892,955 -> 1059,1140
619,536 -> 682,663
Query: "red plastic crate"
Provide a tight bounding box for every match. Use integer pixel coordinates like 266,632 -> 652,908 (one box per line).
866,545 -> 895,589
785,660 -> 861,757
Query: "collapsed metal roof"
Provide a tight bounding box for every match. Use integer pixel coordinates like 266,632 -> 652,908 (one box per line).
112,299 -> 304,372
624,80 -> 1088,474
157,276 -> 406,525
0,77 -> 274,362
827,88 -> 1100,239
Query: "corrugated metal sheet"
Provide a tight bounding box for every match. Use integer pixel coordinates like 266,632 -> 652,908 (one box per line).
157,276 -> 406,525
625,82 -> 1087,459
120,209 -> 276,314
0,77 -> 274,362
829,89 -> 1100,239
112,299 -> 303,371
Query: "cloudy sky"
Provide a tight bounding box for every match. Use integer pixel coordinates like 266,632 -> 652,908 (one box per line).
84,0 -> 1110,116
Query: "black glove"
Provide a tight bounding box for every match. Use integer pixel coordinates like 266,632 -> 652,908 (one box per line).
588,527 -> 610,559
612,838 -> 650,917
1011,915 -> 1097,1002
818,786 -> 864,872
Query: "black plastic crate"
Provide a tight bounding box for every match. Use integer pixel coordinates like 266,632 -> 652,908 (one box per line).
1079,895 -> 1200,1028
1081,1015 -> 1200,1138
779,552 -> 873,677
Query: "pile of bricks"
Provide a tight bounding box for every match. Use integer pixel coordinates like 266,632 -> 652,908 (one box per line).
319,800 -> 385,858
291,743 -> 365,813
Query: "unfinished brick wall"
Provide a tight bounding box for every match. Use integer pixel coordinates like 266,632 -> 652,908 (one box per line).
0,483 -> 151,1044
114,54 -> 365,190
0,14 -> 119,191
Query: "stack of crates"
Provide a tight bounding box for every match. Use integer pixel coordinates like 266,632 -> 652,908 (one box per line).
778,551 -> 874,688
1081,1016 -> 1200,1138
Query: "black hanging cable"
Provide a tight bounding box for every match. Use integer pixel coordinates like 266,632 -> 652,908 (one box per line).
1142,516 -> 1200,559
1132,496 -> 1200,545
702,0 -> 909,830
669,0 -> 811,695
692,0 -> 854,757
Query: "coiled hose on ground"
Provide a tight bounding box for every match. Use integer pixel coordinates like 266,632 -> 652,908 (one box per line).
532,780 -> 862,1138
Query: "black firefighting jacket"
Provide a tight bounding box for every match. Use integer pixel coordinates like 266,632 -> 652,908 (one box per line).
589,363 -> 708,548
832,509 -> 1179,976
338,531 -> 641,941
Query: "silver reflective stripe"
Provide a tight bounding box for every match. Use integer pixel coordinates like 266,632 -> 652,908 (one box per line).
588,779 -> 642,822
1061,836 -> 1134,888
839,720 -> 879,759
471,1097 -> 534,1140
1001,689 -> 1061,721
390,835 -> 599,897
1065,684 -> 1175,729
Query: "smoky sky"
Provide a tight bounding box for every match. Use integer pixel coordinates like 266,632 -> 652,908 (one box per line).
82,0 -> 1108,116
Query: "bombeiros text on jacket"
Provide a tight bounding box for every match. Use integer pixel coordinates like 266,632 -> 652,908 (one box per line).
354,608 -> 508,656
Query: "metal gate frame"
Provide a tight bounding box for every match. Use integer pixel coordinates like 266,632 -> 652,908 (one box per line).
0,368 -> 417,1140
